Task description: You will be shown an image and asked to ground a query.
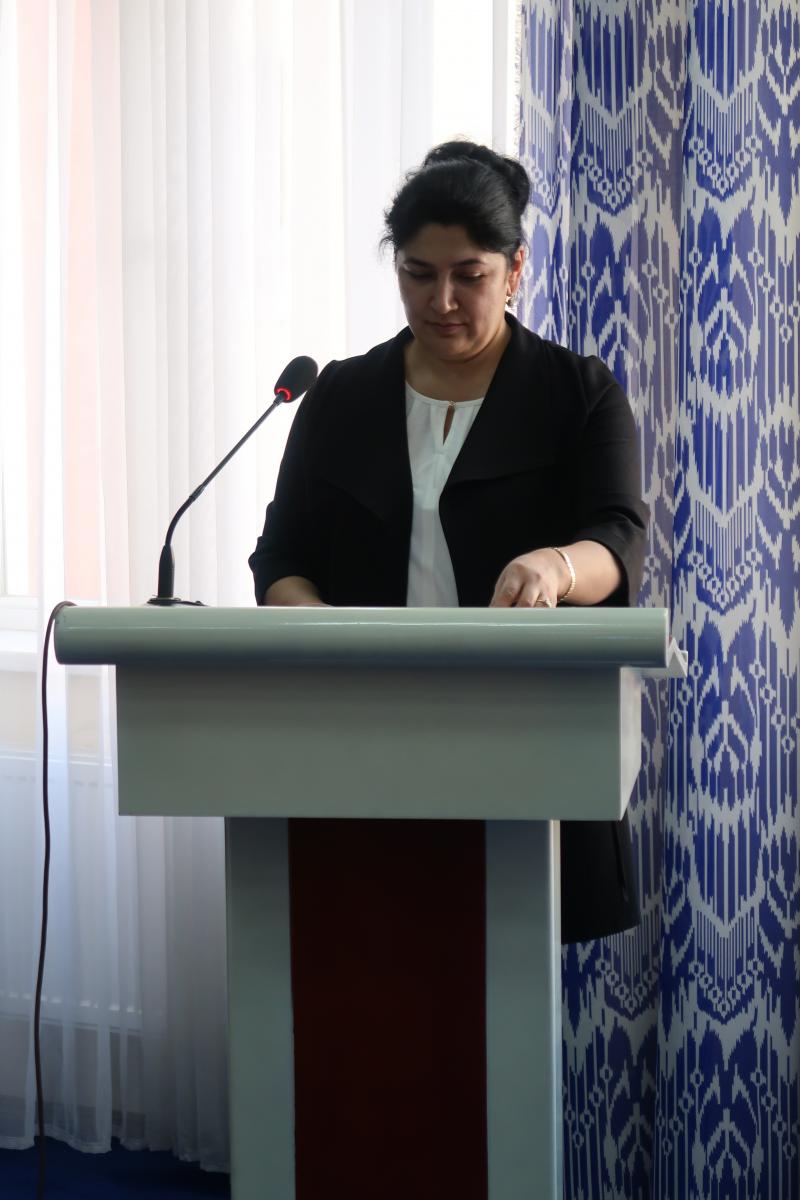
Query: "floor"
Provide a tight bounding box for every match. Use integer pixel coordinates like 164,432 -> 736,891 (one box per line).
0,1138 -> 231,1199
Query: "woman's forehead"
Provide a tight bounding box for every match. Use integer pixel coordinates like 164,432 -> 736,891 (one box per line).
397,223 -> 499,266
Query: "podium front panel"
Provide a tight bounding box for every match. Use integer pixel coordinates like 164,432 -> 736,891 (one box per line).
115,663 -> 640,822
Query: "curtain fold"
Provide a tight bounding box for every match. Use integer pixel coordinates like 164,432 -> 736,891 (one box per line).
0,0 -> 508,1169
518,2 -> 799,1198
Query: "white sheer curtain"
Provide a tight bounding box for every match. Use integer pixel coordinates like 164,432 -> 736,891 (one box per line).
0,0 -> 515,1169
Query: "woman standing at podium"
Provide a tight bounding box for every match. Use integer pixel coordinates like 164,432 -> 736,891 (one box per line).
249,142 -> 648,1199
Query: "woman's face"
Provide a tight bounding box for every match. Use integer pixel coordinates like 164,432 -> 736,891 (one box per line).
396,223 -> 523,364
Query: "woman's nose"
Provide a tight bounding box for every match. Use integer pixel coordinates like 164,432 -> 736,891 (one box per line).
430,277 -> 457,313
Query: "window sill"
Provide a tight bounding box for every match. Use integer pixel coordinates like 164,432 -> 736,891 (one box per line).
0,628 -> 36,670
0,598 -> 102,674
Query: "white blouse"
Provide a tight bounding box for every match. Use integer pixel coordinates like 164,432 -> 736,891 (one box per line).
405,382 -> 484,607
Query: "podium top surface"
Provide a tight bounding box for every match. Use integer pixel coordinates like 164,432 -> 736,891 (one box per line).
55,605 -> 669,670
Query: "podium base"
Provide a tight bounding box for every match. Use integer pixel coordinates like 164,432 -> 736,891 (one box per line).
225,817 -> 562,1200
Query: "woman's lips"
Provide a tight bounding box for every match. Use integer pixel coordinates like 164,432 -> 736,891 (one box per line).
427,321 -> 464,334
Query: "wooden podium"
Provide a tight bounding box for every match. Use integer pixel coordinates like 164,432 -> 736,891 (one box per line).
55,605 -> 679,1200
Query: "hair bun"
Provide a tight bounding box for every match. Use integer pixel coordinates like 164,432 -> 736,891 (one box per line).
422,141 -> 530,217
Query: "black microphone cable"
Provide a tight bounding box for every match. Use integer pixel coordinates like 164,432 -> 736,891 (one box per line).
34,599 -> 75,1200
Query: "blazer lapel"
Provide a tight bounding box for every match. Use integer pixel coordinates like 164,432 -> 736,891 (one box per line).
313,329 -> 413,525
446,315 -> 554,486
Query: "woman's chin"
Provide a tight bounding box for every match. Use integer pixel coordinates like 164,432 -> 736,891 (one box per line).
417,325 -> 475,358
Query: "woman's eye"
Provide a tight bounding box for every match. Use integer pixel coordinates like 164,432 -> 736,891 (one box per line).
403,271 -> 484,282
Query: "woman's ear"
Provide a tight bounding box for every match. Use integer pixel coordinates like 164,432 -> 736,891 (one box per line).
509,246 -> 525,293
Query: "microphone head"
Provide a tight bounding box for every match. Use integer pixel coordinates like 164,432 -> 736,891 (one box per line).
274,355 -> 318,402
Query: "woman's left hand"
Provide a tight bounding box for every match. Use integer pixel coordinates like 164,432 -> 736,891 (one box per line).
489,548 -> 569,608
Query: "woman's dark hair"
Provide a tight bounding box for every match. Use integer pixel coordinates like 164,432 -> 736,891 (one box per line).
382,141 -> 530,264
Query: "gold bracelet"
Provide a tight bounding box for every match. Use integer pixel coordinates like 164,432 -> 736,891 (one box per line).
550,546 -> 576,602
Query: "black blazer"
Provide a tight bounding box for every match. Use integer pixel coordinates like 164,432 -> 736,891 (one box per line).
250,315 -> 649,942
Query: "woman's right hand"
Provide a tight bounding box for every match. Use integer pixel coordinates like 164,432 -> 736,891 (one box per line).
263,576 -> 328,606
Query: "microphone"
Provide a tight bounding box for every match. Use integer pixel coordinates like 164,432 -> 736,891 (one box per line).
148,355 -> 318,606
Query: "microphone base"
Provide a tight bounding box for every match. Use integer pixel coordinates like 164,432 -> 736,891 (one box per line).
146,596 -> 206,607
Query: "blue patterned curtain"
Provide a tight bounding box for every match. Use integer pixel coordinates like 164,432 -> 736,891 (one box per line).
517,3 -> 800,1197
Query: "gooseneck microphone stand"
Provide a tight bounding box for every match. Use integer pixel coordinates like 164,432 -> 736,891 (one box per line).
148,354 -> 317,606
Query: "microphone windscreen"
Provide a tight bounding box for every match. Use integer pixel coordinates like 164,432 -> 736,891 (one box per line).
274,355 -> 318,401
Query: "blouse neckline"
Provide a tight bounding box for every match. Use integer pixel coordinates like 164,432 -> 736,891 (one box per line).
405,382 -> 485,408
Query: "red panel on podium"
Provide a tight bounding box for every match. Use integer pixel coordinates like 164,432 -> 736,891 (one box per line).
289,819 -> 488,1200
